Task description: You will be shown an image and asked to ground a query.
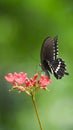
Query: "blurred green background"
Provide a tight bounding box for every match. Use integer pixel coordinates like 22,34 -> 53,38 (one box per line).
0,0 -> 72,130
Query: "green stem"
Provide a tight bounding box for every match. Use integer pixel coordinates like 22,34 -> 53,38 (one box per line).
31,94 -> 43,130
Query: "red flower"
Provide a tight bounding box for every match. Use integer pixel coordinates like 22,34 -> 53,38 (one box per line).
30,73 -> 38,86
33,73 -> 38,80
5,73 -> 15,84
25,73 -> 38,87
5,72 -> 28,86
38,74 -> 51,89
5,72 -> 51,94
14,72 -> 27,85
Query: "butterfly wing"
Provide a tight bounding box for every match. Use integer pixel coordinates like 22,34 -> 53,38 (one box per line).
41,36 -> 58,64
53,36 -> 58,60
52,58 -> 69,79
40,36 -> 58,74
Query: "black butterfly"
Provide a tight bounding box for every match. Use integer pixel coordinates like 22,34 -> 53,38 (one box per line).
40,36 -> 69,79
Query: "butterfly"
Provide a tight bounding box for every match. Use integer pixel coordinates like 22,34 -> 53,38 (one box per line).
40,36 -> 69,79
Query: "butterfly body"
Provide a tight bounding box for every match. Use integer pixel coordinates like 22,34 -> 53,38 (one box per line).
40,36 -> 69,79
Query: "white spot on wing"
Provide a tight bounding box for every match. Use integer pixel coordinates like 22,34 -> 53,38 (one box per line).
55,61 -> 61,73
53,41 -> 58,60
53,50 -> 55,52
47,61 -> 54,74
50,67 -> 54,74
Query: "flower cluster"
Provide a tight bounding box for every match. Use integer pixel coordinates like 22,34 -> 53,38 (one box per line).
5,72 -> 51,95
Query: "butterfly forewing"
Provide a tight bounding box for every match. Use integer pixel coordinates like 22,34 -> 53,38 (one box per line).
41,36 -> 58,64
41,37 -> 55,63
53,36 -> 58,60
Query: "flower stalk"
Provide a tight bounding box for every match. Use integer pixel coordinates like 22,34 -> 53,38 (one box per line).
31,94 -> 43,130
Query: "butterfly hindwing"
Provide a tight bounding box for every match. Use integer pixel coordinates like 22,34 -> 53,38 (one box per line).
52,58 -> 68,79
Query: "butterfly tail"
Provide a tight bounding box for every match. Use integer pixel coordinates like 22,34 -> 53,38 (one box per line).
64,72 -> 69,75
